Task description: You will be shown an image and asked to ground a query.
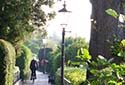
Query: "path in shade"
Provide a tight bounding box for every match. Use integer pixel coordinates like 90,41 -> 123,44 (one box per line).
22,71 -> 51,85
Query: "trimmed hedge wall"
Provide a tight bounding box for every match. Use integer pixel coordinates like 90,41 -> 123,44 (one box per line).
16,44 -> 32,80
0,39 -> 15,85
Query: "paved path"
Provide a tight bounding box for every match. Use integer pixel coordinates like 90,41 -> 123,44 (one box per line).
22,71 -> 51,85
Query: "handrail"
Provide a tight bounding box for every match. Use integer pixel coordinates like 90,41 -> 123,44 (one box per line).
64,77 -> 71,85
56,74 -> 71,85
13,67 -> 21,84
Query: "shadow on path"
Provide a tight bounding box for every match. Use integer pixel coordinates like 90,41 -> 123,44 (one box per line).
22,71 -> 51,85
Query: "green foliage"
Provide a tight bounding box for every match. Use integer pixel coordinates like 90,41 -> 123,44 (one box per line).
48,37 -> 88,76
64,67 -> 87,85
55,67 -> 87,85
31,0 -> 55,27
86,39 -> 125,85
77,48 -> 91,62
65,37 -> 89,64
16,44 -> 32,80
51,52 -> 61,76
0,0 -> 55,45
118,39 -> 125,59
91,55 -> 112,68
105,8 -> 118,18
0,39 -> 15,85
86,55 -> 125,85
46,36 -> 89,79
68,48 -> 91,68
121,40 -> 125,46
24,38 -> 42,55
90,67 -> 115,85
108,36 -> 121,57
55,68 -> 61,85
64,37 -> 88,49
118,50 -> 125,58
108,80 -> 123,85
108,80 -> 117,85
49,36 -> 125,85
0,0 -> 35,44
111,63 -> 125,80
106,8 -> 125,28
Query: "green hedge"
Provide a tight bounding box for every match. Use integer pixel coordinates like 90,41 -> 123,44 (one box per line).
0,39 -> 15,85
16,44 -> 32,80
65,67 -> 87,85
55,67 -> 87,85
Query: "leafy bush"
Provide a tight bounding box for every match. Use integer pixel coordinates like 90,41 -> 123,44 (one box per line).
76,48 -> 91,62
16,44 -> 32,80
86,55 -> 125,85
118,40 -> 125,59
108,36 -> 121,57
50,52 -> 61,76
55,67 -> 87,85
0,39 -> 15,85
48,37 -> 88,77
65,67 -> 87,85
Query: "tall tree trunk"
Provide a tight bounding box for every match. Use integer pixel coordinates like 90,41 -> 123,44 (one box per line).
89,0 -> 124,59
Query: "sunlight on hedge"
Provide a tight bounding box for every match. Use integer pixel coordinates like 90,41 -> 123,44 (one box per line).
65,67 -> 87,85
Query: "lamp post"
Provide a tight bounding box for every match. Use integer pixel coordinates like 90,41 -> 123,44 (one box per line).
58,1 -> 71,85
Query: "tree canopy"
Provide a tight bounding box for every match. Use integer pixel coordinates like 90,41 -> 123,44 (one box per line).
0,0 -> 55,45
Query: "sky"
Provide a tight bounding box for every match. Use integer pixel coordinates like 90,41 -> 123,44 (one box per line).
44,0 -> 92,42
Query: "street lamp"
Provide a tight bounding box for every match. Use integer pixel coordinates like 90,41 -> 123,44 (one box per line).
58,1 -> 71,85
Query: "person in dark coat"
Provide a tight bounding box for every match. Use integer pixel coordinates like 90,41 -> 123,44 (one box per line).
30,57 -> 38,80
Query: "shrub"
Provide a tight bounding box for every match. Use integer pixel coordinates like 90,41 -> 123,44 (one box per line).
86,55 -> 125,85
50,53 -> 61,76
0,39 -> 15,85
16,44 -> 32,80
65,67 -> 87,85
55,67 -> 87,85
